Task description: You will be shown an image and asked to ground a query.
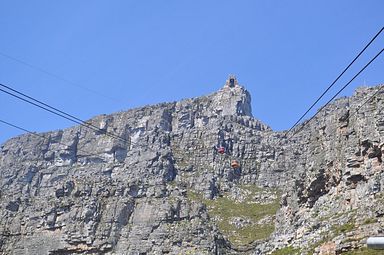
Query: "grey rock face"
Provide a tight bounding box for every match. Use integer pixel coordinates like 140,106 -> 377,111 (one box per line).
1,80 -> 384,254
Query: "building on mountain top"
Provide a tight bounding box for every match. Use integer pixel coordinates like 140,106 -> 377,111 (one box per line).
224,74 -> 239,88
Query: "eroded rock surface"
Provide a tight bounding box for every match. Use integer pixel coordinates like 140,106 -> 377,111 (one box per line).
1,78 -> 384,254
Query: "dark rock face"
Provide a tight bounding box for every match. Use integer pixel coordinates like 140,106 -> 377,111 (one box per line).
1,81 -> 384,254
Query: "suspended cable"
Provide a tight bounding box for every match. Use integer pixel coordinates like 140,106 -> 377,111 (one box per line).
0,84 -> 170,153
0,118 -> 106,157
286,26 -> 384,136
288,47 -> 384,139
0,84 -> 128,142
0,51 -> 119,102
0,119 -> 35,136
0,83 -> 106,133
0,87 -> 85,125
0,116 -> 168,158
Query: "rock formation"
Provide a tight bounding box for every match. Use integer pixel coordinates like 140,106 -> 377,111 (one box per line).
1,76 -> 384,254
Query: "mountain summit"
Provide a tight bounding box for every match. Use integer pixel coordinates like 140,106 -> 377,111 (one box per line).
1,78 -> 384,254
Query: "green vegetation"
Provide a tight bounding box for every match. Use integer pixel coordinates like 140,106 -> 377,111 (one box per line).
210,201 -> 278,244
319,209 -> 357,223
306,219 -> 359,254
270,246 -> 301,255
187,190 -> 203,203
332,221 -> 355,235
187,185 -> 281,246
363,217 -> 378,225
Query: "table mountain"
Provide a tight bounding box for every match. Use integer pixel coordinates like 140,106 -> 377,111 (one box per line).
1,76 -> 384,254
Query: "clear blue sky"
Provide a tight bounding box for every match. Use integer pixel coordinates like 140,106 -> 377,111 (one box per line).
0,1 -> 383,144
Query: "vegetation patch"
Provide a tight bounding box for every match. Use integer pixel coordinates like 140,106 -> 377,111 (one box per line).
306,220 -> 357,253
362,217 -> 378,225
187,190 -> 203,203
187,186 -> 281,246
332,221 -> 355,235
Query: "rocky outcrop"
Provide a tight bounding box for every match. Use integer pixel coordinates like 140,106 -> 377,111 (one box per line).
1,78 -> 384,254
272,86 -> 384,254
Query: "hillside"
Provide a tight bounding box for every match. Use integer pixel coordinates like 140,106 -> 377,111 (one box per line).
1,77 -> 384,254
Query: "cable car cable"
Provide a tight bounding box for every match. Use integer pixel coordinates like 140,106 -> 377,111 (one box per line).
0,84 -> 127,142
0,118 -> 108,158
288,47 -> 384,139
0,51 -> 118,102
286,26 -> 384,137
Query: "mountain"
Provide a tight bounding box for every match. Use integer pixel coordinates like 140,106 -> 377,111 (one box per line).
1,76 -> 384,254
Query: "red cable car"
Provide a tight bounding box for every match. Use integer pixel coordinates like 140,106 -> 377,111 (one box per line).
218,147 -> 225,154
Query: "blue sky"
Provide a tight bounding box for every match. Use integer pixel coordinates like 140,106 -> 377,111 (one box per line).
0,1 -> 383,144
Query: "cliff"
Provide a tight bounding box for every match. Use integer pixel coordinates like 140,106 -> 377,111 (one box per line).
1,77 -> 384,254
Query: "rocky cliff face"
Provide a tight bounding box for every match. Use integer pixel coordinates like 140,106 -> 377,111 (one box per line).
1,78 -> 384,254
272,86 -> 384,254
